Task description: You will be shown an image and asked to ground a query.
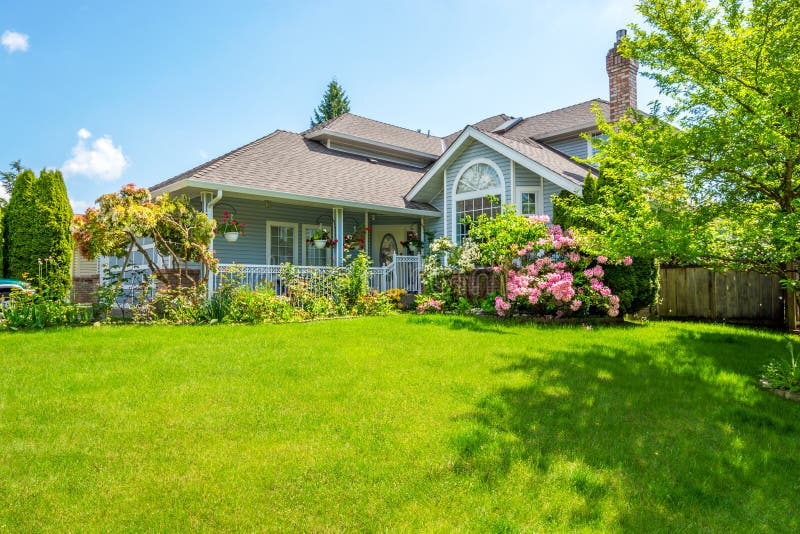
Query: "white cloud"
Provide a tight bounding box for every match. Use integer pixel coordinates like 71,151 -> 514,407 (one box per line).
61,129 -> 129,181
1,30 -> 29,53
69,198 -> 93,214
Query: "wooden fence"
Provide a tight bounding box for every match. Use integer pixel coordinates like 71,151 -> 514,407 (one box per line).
657,266 -> 785,325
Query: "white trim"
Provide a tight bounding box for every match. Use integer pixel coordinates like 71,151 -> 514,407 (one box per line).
406,126 -> 585,201
266,220 -> 299,265
152,179 -> 441,218
510,159 -> 516,205
450,158 -> 506,241
516,185 -> 544,216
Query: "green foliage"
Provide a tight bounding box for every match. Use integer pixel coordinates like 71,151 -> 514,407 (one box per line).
0,159 -> 22,199
1,288 -> 92,330
341,251 -> 370,308
604,258 -> 660,314
466,205 -> 547,268
310,78 -> 351,127
0,203 -> 4,277
71,184 -> 216,289
556,0 -> 800,326
5,168 -> 73,298
554,170 -> 660,314
761,343 -> 800,393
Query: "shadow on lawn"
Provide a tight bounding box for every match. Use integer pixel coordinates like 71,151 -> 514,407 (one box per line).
449,328 -> 800,530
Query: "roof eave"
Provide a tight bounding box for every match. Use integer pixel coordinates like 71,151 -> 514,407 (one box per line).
152,179 -> 442,217
305,128 -> 440,161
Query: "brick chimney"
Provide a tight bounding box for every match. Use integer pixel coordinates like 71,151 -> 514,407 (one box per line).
606,29 -> 638,122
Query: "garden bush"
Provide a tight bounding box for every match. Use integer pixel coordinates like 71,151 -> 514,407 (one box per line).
5,169 -> 73,298
603,257 -> 660,314
1,288 -> 93,330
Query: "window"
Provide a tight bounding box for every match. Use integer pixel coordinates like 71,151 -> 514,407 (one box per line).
453,160 -> 504,241
517,186 -> 542,217
267,222 -> 297,265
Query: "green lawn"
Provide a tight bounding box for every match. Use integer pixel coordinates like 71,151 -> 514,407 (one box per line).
1,316 -> 798,532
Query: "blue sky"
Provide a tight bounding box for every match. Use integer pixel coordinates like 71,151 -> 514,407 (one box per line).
0,0 -> 658,211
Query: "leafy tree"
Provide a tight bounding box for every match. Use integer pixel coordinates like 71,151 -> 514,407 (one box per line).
71,184 -> 217,289
4,168 -> 73,297
310,78 -> 351,127
558,0 -> 800,328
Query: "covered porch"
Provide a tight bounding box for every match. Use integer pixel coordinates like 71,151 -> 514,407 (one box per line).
194,188 -> 436,294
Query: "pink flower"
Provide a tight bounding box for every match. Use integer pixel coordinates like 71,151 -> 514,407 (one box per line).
597,255 -> 608,264
494,296 -> 511,317
623,256 -> 633,266
570,299 -> 583,311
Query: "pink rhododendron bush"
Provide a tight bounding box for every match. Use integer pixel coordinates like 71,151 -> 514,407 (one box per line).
457,207 -> 632,318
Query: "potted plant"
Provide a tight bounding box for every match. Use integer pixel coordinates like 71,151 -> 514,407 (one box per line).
217,211 -> 246,242
306,225 -> 338,249
307,225 -> 332,249
343,225 -> 371,251
400,230 -> 423,254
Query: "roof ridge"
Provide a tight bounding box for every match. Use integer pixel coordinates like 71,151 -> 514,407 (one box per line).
300,113 -> 350,136
521,98 -> 607,120
343,112 -> 444,140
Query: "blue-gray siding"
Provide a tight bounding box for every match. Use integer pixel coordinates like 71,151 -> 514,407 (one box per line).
443,139 -> 512,239
548,136 -> 589,160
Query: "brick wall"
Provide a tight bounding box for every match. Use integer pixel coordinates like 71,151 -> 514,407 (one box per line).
449,268 -> 503,300
72,275 -> 100,304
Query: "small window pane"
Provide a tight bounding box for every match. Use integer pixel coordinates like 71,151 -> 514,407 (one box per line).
520,192 -> 537,215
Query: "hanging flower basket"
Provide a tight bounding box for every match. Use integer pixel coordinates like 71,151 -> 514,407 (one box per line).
217,210 -> 246,243
401,230 -> 423,255
313,239 -> 327,249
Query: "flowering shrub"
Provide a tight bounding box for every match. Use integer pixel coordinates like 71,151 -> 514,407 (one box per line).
419,237 -> 480,308
416,297 -> 443,314
488,215 -> 624,317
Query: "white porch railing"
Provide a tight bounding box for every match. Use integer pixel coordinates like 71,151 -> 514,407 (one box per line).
211,256 -> 423,296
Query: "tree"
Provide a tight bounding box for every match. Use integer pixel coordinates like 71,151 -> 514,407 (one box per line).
71,184 -> 217,289
4,168 -> 74,297
0,160 -> 22,201
310,78 -> 351,127
558,0 -> 800,328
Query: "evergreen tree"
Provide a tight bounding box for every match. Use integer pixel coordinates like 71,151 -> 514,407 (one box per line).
0,203 -> 4,277
0,159 -> 23,200
5,168 -> 73,297
310,79 -> 351,127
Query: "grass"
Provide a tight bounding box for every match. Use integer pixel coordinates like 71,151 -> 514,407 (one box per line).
1,316 -> 799,532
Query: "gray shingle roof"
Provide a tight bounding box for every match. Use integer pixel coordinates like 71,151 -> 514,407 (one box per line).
504,99 -> 610,141
443,113 -> 513,147
303,113 -> 444,155
151,130 -> 437,212
475,128 -> 594,185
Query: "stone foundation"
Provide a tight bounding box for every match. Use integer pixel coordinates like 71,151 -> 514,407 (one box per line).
72,275 -> 100,304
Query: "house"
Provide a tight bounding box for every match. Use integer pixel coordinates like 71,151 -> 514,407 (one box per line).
148,30 -> 639,293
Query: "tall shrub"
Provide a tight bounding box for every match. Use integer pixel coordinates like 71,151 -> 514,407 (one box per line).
0,203 -> 4,277
5,169 -> 73,297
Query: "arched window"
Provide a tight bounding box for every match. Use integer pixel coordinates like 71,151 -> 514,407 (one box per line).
453,161 -> 503,241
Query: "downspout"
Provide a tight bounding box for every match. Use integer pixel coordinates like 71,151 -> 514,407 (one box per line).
204,190 -> 223,297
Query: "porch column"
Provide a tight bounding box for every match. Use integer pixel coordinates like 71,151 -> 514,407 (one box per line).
364,211 -> 370,257
333,207 -> 344,266
202,190 -> 223,297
